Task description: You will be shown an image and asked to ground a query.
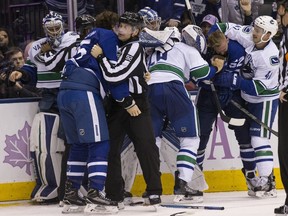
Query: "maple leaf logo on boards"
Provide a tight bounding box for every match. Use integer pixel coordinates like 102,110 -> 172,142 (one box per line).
3,121 -> 32,176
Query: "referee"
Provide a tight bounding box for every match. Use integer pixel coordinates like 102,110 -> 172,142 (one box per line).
91,11 -> 162,205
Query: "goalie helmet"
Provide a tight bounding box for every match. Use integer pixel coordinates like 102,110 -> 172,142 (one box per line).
254,15 -> 278,41
75,14 -> 96,38
42,11 -> 64,46
164,26 -> 181,41
119,11 -> 143,30
138,7 -> 161,30
182,25 -> 207,53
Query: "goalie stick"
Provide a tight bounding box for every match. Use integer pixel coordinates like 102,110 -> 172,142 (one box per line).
161,204 -> 225,210
210,82 -> 246,126
184,0 -> 196,25
230,99 -> 278,137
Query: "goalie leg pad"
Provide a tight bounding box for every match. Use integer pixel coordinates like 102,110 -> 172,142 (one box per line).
30,112 -> 64,201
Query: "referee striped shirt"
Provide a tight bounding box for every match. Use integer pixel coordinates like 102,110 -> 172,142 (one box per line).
99,41 -> 148,94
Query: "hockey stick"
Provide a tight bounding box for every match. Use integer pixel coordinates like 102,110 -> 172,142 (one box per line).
185,0 -> 197,25
161,204 -> 225,210
210,82 -> 246,126
230,99 -> 278,137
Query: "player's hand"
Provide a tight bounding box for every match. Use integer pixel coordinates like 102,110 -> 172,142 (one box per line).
211,55 -> 225,73
126,104 -> 142,117
91,44 -> 103,58
240,0 -> 252,15
41,42 -> 52,53
280,91 -> 287,103
9,71 -> 22,82
144,71 -> 151,82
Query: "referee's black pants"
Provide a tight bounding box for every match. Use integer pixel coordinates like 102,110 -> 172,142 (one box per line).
278,100 -> 288,205
105,94 -> 162,201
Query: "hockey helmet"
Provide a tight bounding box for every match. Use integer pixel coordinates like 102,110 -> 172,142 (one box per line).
119,11 -> 143,29
75,14 -> 96,38
164,26 -> 181,42
254,16 -> 278,41
182,25 -> 207,53
42,11 -> 64,40
138,7 -> 161,30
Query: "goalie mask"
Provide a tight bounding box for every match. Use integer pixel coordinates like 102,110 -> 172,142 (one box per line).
138,7 -> 161,31
182,25 -> 207,54
43,11 -> 64,47
253,16 -> 278,43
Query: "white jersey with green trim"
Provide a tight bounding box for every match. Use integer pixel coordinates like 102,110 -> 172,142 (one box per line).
26,31 -> 79,89
147,42 -> 211,85
223,23 -> 280,103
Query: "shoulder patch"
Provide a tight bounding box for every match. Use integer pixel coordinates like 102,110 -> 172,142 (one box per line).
270,56 -> 280,65
242,26 -> 253,33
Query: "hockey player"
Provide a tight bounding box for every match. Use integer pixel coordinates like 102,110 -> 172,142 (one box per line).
75,14 -> 96,40
212,16 -> 279,198
57,11 -> 121,214
91,11 -> 163,206
274,0 -> 288,214
9,11 -> 80,204
138,6 -> 162,31
146,25 -> 224,203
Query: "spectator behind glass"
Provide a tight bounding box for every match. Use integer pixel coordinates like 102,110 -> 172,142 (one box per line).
200,14 -> 219,37
0,28 -> 14,61
5,47 -> 25,70
226,0 -> 262,25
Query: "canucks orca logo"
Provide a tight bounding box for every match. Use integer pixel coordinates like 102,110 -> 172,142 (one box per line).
270,56 -> 280,65
242,26 -> 252,33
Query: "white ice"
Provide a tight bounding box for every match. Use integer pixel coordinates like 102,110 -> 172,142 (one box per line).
0,190 -> 285,216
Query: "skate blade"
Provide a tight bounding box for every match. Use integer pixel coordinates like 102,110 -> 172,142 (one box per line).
255,189 -> 277,199
84,203 -> 119,214
173,195 -> 203,203
142,203 -> 159,212
62,204 -> 85,214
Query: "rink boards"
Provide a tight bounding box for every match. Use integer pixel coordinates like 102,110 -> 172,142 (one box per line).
0,96 -> 281,201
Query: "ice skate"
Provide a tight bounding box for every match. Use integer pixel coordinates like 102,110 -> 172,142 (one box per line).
242,169 -> 258,197
274,205 -> 288,215
173,171 -> 203,203
254,174 -> 277,198
123,191 -> 133,205
61,181 -> 86,214
142,191 -> 161,206
84,188 -> 119,214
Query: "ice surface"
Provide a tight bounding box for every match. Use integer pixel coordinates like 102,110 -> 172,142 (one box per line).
0,190 -> 285,216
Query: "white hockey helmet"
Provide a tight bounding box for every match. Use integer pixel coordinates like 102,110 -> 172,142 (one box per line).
138,7 -> 161,30
182,25 -> 207,53
164,26 -> 181,42
254,16 -> 278,41
43,11 -> 64,41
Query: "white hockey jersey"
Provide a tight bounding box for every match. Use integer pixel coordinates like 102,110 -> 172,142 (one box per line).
222,23 -> 280,103
147,42 -> 213,85
25,31 -> 79,88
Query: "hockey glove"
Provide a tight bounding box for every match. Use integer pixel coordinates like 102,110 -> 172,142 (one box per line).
213,72 -> 242,90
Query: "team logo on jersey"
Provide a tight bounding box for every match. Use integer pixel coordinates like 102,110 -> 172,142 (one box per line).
125,54 -> 133,62
79,129 -> 85,136
270,56 -> 280,65
181,127 -> 187,133
191,0 -> 206,15
242,26 -> 252,33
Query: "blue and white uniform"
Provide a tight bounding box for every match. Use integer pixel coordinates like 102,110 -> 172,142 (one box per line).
57,28 -> 120,192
